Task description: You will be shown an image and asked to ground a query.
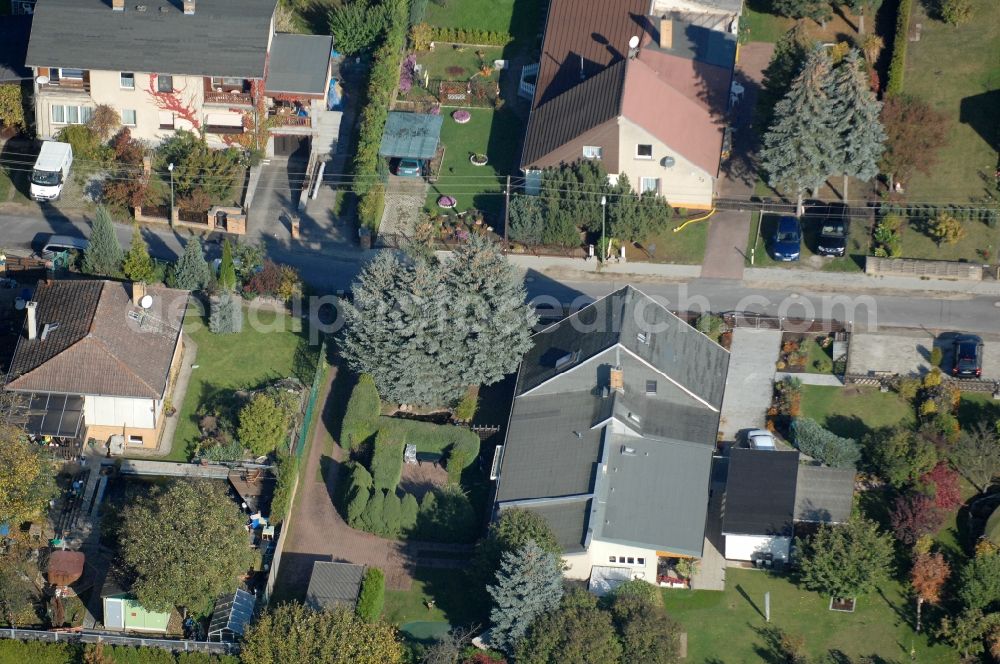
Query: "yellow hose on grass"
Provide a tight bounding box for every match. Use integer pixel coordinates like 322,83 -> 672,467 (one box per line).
672,208 -> 716,233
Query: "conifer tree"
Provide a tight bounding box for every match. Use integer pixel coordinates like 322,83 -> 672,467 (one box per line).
82,205 -> 124,276
487,539 -> 564,654
400,493 -> 419,532
169,236 -> 211,291
825,49 -> 885,200
218,239 -> 237,291
122,225 -> 155,283
209,291 -> 243,334
760,46 -> 839,214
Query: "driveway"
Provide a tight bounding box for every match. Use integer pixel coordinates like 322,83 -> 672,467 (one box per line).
847,330 -> 1000,379
718,328 -> 783,439
376,175 -> 427,245
247,155 -> 308,243
701,211 -> 752,279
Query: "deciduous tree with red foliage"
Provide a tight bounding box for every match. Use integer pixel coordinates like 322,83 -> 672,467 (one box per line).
879,95 -> 950,190
920,462 -> 962,511
911,551 -> 950,632
890,492 -> 945,546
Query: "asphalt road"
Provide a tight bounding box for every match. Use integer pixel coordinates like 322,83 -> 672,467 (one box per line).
2,206 -> 998,335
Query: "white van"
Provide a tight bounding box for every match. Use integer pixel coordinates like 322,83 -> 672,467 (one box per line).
30,141 -> 74,201
40,235 -> 88,259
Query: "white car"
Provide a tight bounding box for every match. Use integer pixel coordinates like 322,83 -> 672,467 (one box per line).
746,429 -> 777,451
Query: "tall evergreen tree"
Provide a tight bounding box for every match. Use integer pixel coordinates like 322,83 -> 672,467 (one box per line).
443,235 -> 537,389
825,49 -> 885,200
169,236 -> 211,291
760,46 -> 839,214
487,539 -> 564,654
122,225 -> 155,282
82,205 -> 124,276
209,291 -> 243,334
772,0 -> 833,24
218,239 -> 237,291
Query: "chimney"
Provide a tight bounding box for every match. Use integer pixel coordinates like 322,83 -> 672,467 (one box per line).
183,0 -> 195,14
132,282 -> 146,307
112,0 -> 125,10
659,17 -> 673,49
609,366 -> 624,393
26,301 -> 37,340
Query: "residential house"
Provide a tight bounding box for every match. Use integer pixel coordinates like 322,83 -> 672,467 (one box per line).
25,0 -> 338,157
519,0 -> 736,208
4,280 -> 188,450
493,286 -> 730,588
722,448 -> 856,563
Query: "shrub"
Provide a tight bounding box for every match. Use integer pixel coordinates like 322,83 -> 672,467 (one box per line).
400,492 -> 419,532
358,183 -> 385,229
790,418 -> 861,468
930,346 -> 943,367
218,239 -> 237,291
891,492 -> 944,545
371,428 -> 405,491
348,485 -> 372,526
342,374 -> 381,449
415,484 -> 477,543
695,314 -> 724,343
454,392 -> 478,422
209,291 -> 243,334
382,491 -> 402,537
360,489 -> 385,532
927,213 -> 966,246
57,123 -> 112,164
410,22 -> 433,50
886,0 -> 914,95
378,417 -> 480,482
356,567 -> 386,622
238,393 -> 292,456
269,454 -> 298,524
939,0 -> 972,23
813,356 -> 833,373
423,24 -> 512,46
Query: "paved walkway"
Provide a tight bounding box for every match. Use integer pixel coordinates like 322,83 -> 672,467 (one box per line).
773,371 -> 844,386
691,473 -> 727,591
718,328 -> 783,439
701,210 -> 752,279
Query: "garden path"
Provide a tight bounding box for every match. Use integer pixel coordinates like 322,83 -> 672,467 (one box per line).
773,371 -> 844,387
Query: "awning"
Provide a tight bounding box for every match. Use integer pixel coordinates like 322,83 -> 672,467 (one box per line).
5,392 -> 84,438
379,112 -> 443,160
205,113 -> 243,127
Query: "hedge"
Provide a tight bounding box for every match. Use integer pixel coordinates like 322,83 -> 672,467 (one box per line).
341,374 -> 381,450
378,416 -> 480,482
269,453 -> 298,525
425,24 -> 512,46
790,417 -> 861,468
878,202 -> 999,228
371,428 -> 406,491
885,0 -> 914,96
356,567 -> 386,622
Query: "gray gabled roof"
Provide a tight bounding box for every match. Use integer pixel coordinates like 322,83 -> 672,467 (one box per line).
0,15 -> 32,83
794,464 -> 855,524
495,286 -> 729,559
305,562 -> 364,611
26,0 -> 277,79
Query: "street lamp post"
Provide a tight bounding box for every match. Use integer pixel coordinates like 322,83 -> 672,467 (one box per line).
600,195 -> 607,262
167,162 -> 175,227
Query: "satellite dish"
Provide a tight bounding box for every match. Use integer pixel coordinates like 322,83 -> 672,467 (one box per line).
662,156 -> 676,168
139,294 -> 153,309
35,75 -> 49,85
628,35 -> 640,49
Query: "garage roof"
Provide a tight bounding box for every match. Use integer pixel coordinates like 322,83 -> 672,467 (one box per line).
265,33 -> 331,96
379,112 -> 442,160
723,449 -> 799,537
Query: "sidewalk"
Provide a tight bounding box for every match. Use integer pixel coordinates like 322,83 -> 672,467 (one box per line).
774,371 -> 844,387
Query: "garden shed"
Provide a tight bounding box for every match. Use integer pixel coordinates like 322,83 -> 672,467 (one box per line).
379,112 -> 442,165
207,589 -> 255,642
722,449 -> 800,564
305,561 -> 365,611
102,589 -> 170,633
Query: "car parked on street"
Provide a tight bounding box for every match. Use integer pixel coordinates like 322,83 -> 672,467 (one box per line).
952,335 -> 984,378
770,215 -> 801,261
745,429 -> 777,451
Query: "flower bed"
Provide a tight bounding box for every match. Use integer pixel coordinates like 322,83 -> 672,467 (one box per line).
469,153 -> 488,166
452,110 -> 471,123
437,195 -> 457,208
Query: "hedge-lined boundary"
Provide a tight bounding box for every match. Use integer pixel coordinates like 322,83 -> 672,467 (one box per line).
356,567 -> 386,622
885,0 -> 914,95
378,416 -> 480,482
353,0 -> 409,229
879,202 -> 999,227
427,25 -> 512,47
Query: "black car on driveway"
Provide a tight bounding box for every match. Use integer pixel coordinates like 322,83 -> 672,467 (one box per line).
952,335 -> 984,378
816,206 -> 850,257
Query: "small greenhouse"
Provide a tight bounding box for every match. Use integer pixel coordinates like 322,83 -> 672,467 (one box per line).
207,589 -> 255,643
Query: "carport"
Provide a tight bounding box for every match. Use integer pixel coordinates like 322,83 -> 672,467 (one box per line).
379,112 -> 442,174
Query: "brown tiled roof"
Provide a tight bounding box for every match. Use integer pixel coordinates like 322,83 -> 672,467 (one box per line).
6,281 -> 188,399
532,0 -> 651,109
522,2 -> 734,177
521,60 -> 626,169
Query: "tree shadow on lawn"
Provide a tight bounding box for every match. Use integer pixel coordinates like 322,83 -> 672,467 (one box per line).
823,414 -> 872,444
414,567 -> 489,627
956,397 -> 1000,430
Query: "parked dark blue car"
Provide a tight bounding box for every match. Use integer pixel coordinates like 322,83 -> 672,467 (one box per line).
770,215 -> 801,261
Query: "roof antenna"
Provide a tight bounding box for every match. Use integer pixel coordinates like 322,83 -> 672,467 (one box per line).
627,35 -> 640,59
579,55 -> 585,80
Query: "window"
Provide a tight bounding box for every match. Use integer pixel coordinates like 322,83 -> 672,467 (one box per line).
582,145 -> 603,160
637,557 -> 645,565
646,380 -> 657,395
59,68 -> 85,80
636,144 -> 653,159
120,72 -> 135,89
157,75 -> 173,92
50,104 -> 93,125
158,111 -> 175,130
127,435 -> 144,445
609,556 -> 616,563
627,557 -> 635,564
212,76 -> 246,90
639,177 -> 659,194
122,109 -> 137,126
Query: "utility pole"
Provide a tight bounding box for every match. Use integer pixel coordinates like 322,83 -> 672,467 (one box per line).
503,175 -> 510,255
600,195 -> 607,262
168,162 -> 175,227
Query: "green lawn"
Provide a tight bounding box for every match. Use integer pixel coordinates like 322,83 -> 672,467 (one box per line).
957,392 -> 1000,429
799,385 -> 914,441
424,0 -> 542,55
623,217 -> 709,264
412,45 -> 504,82
896,217 -> 999,263
383,568 -> 489,627
747,212 -> 869,272
0,167 -> 12,202
426,107 -> 522,225
662,569 -> 958,663
802,336 -> 834,374
902,0 -> 1000,202
167,305 -> 314,462
740,0 -> 793,43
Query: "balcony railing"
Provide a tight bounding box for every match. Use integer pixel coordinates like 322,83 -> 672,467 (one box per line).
43,78 -> 90,94
270,114 -> 310,127
204,90 -> 252,105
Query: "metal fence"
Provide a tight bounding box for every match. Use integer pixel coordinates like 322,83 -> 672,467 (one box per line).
0,627 -> 239,655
